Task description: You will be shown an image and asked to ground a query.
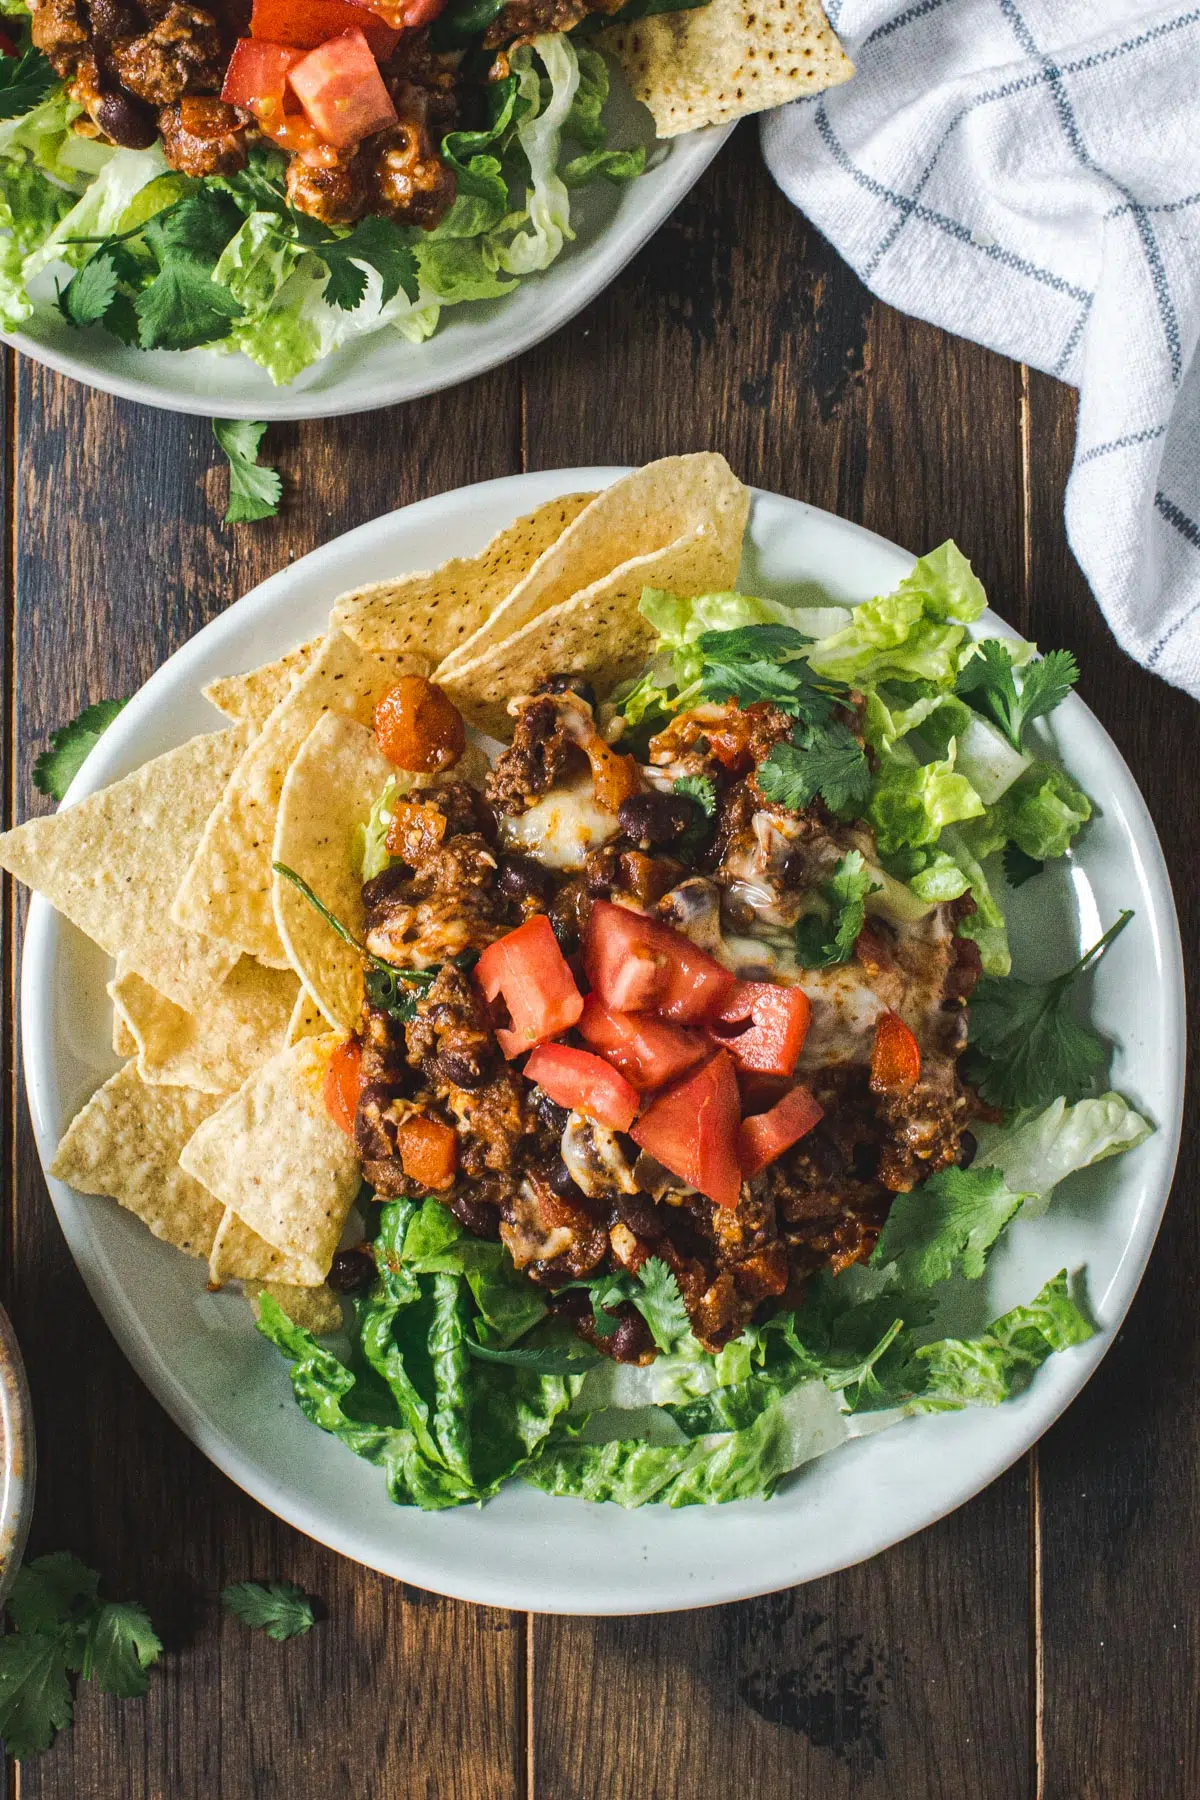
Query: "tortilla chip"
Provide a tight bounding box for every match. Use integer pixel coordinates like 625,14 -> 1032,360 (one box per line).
608,0 -> 853,138
329,492 -> 596,656
50,1064 -> 225,1257
172,632 -> 426,968
0,728 -> 246,1010
109,957 -> 299,1095
207,1207 -> 312,1285
245,1281 -> 344,1335
179,1034 -> 361,1285
113,1012 -> 137,1057
286,988 -> 328,1044
203,638 -> 322,729
435,455 -> 748,679
272,714 -> 394,1033
436,515 -> 747,739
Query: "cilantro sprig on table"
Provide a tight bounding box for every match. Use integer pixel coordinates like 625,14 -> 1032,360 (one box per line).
963,911 -> 1133,1113
213,420 -> 282,526
0,1553 -> 162,1759
32,699 -> 128,803
221,1581 -> 316,1642
793,850 -> 880,970
955,640 -> 1079,751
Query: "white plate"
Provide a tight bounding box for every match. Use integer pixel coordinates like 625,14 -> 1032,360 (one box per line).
20,470 -> 1186,1614
1,101 -> 730,420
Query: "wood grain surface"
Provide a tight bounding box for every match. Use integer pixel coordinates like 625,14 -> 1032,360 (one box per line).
2,121 -> 1196,1798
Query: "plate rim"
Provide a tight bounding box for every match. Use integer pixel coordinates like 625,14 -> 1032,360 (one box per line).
18,468 -> 1188,1612
0,126 -> 732,422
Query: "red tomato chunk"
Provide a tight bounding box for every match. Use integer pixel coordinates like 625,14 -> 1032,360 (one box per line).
323,1036 -> 362,1136
221,38 -> 304,113
249,0 -> 400,58
583,900 -> 734,1025
738,1085 -> 824,1178
288,30 -> 397,148
707,980 -> 811,1078
475,915 -> 583,1060
631,1051 -> 742,1210
870,1009 -> 921,1095
578,995 -> 707,1091
524,1044 -> 639,1133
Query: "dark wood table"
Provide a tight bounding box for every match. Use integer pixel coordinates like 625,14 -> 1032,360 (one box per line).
3,122 -> 1197,1800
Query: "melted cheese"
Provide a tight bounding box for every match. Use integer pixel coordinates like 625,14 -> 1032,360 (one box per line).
499,779 -> 619,871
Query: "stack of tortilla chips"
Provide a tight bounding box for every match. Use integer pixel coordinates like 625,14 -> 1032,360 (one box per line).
0,456 -> 750,1333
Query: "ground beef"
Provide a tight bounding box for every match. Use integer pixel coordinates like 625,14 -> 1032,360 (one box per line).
363,783 -> 510,967
109,2 -> 225,104
405,964 -> 529,1189
156,95 -> 245,175
482,0 -> 620,45
648,699 -> 795,785
485,693 -> 590,816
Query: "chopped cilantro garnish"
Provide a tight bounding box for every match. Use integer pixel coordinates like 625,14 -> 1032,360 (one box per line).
955,641 -> 1079,751
793,850 -> 880,969
871,1165 -> 1030,1288
221,1581 -> 315,1641
673,773 -> 717,858
757,720 -> 872,816
632,1256 -> 691,1353
213,420 -> 282,526
963,911 -> 1133,1112
32,699 -> 128,802
0,1553 -> 162,1760
0,46 -> 58,120
293,212 -> 419,311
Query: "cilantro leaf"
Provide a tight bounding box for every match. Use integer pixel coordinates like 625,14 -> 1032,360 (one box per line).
464,1335 -> 602,1373
674,773 -> 716,816
56,251 -> 119,328
6,1553 -> 100,1638
1002,841 -> 1044,888
81,1603 -> 163,1699
292,212 -> 419,311
871,1165 -> 1030,1288
630,1256 -> 691,1353
0,1632 -> 75,1759
221,1581 -> 316,1642
696,625 -> 843,727
213,419 -> 282,526
32,699 -> 128,802
757,720 -> 871,816
793,850 -> 880,969
956,641 -> 1079,751
963,911 -> 1132,1112
673,773 -> 716,858
0,46 -> 58,121
135,255 -> 243,351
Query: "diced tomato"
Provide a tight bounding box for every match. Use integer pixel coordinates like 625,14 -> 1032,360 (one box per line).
250,0 -> 400,57
578,995 -> 706,1091
221,38 -> 304,112
738,1084 -> 824,1178
396,1115 -> 457,1190
707,980 -> 811,1078
374,676 -> 464,774
524,1043 -> 639,1133
631,1052 -> 742,1210
582,900 -> 734,1025
288,29 -> 396,148
0,26 -> 19,54
870,1010 -> 921,1094
361,0 -> 445,24
475,914 -> 583,1059
323,1036 -> 362,1136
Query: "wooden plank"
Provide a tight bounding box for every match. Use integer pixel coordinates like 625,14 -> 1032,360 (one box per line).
522,129 -> 1032,1800
3,363 -> 526,1799
1026,370 -> 1200,1800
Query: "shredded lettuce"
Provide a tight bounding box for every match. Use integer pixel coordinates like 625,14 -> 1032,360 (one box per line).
973,1092 -> 1153,1219
355,776 -> 397,881
807,542 -> 987,686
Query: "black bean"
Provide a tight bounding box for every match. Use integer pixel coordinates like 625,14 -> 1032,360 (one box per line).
614,1191 -> 665,1239
434,1047 -> 490,1091
610,1312 -> 655,1363
851,1141 -> 880,1182
447,1193 -> 500,1239
534,673 -> 596,707
497,853 -> 554,904
327,1248 -> 375,1294
530,1088 -> 570,1134
93,89 -> 157,149
87,0 -> 138,39
618,790 -> 697,847
361,863 -> 408,909
546,1158 -> 582,1198
957,1129 -> 978,1170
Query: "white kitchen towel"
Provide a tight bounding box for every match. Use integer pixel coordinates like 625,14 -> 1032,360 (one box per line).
761,1 -> 1200,698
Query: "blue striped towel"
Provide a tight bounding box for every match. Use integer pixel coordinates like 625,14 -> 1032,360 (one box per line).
762,0 -> 1200,698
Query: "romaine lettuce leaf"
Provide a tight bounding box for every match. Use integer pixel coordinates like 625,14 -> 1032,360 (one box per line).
973,1092 -> 1153,1219
401,1197 -> 548,1347
907,1271 -> 1093,1411
867,751 -> 985,854
808,542 -> 986,687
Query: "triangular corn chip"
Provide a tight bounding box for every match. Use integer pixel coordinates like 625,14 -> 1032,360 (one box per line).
109,957 -> 299,1095
203,638 -> 322,729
